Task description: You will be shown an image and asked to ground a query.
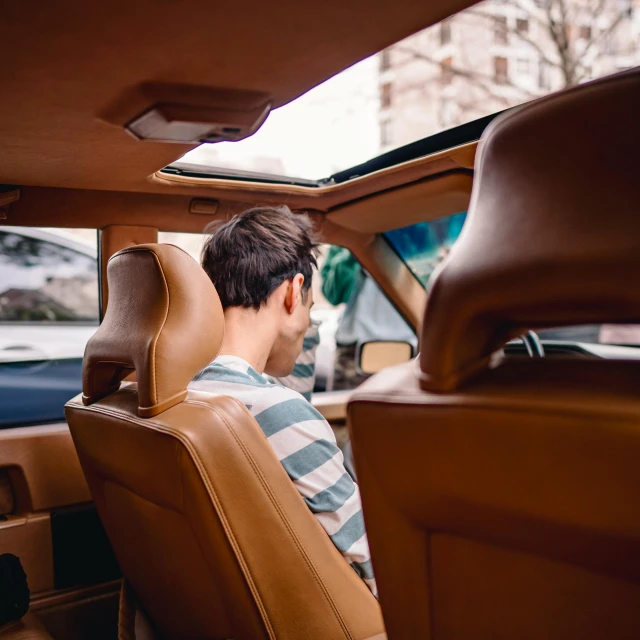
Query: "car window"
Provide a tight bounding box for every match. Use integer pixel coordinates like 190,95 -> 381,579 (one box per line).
173,0 -> 640,184
159,231 -> 416,392
315,244 -> 416,391
0,228 -> 98,322
385,212 -> 467,286
0,227 -> 98,428
157,231 -> 207,262
384,214 -> 640,346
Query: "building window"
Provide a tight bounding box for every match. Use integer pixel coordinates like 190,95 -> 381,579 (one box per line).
380,119 -> 392,147
516,18 -> 529,34
440,20 -> 452,45
538,59 -> 551,89
494,56 -> 508,84
579,25 -> 592,40
380,49 -> 392,72
380,82 -> 392,108
494,16 -> 508,44
517,58 -> 530,74
440,56 -> 454,85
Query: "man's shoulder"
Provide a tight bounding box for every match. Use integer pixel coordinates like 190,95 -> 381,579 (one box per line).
195,359 -> 270,388
192,365 -> 316,411
252,384 -> 320,418
248,384 -> 329,440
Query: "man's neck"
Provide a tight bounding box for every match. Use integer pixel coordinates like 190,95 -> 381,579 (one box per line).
218,306 -> 276,374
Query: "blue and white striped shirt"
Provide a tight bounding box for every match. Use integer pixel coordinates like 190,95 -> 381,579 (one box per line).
190,353 -> 377,596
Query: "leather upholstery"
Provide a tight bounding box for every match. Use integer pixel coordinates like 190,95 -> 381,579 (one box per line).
67,244 -> 384,640
0,614 -> 52,640
348,69 -> 640,639
420,68 -> 640,392
82,243 -> 224,417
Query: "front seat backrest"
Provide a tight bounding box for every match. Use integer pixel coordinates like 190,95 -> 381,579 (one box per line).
348,68 -> 640,640
65,244 -> 384,640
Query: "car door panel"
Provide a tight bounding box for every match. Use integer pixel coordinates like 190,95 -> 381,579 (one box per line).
0,424 -> 120,639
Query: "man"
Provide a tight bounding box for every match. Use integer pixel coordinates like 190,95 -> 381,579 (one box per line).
190,205 -> 376,596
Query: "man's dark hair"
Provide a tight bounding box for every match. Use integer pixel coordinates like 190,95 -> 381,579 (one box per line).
201,205 -> 319,309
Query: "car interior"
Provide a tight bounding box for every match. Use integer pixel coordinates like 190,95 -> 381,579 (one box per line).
0,0 -> 639,638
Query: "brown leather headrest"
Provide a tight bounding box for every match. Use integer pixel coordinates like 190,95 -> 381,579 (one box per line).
82,244 -> 223,417
420,68 -> 640,392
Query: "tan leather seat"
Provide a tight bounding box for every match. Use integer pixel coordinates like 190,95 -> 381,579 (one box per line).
65,244 -> 384,640
348,68 -> 640,639
0,614 -> 52,640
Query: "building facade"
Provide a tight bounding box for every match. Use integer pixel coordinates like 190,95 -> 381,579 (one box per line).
378,0 -> 640,151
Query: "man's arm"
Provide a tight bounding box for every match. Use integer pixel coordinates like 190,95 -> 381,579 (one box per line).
252,393 -> 377,596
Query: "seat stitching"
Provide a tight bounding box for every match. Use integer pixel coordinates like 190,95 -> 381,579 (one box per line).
72,398 -> 357,639
68,402 -> 277,640
177,441 -> 184,510
148,251 -> 171,406
186,397 -> 354,640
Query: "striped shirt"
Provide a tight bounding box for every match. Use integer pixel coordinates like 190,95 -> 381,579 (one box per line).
190,351 -> 377,596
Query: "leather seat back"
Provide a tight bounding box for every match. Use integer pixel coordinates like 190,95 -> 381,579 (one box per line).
348,68 -> 640,639
0,614 -> 52,640
66,244 -> 383,640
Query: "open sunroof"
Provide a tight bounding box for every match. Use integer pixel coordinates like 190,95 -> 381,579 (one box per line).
161,111 -> 502,187
163,0 -> 639,185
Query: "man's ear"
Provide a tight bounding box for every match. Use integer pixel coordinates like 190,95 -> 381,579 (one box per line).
284,274 -> 305,314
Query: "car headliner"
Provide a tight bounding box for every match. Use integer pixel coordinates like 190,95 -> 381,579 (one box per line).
0,0 -> 478,194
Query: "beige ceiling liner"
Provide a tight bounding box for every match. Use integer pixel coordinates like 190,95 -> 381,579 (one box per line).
0,0 -> 477,194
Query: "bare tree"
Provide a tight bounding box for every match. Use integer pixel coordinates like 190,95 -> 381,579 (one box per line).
385,0 -> 635,120
466,0 -> 634,88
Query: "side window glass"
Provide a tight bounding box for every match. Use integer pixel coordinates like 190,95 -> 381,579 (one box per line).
313,245 -> 416,392
0,229 -> 98,322
157,231 -> 207,263
159,233 -> 416,394
0,227 -> 98,429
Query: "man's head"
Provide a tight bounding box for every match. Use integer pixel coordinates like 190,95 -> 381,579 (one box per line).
201,205 -> 319,376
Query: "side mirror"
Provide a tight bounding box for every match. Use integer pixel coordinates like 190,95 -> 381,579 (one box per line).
357,340 -> 415,375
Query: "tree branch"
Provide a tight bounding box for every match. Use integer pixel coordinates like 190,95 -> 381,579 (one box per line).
395,45 -> 537,103
463,7 -> 560,70
574,9 -> 628,80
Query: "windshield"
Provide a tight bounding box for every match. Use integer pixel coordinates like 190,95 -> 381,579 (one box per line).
384,214 -> 640,346
172,0 -> 639,182
385,212 -> 467,286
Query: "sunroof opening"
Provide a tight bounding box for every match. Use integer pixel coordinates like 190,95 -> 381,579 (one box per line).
167,0 -> 639,184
